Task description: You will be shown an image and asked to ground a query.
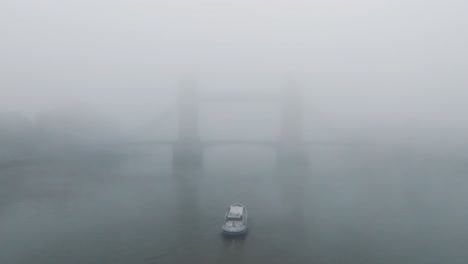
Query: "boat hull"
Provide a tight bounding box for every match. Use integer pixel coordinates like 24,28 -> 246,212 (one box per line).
222,227 -> 247,235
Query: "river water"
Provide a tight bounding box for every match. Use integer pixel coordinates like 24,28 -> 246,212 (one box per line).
1,144 -> 467,263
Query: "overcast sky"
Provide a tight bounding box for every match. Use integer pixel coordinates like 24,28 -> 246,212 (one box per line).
1,0 -> 467,143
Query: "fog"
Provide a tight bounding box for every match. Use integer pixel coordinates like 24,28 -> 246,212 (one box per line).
1,0 -> 468,263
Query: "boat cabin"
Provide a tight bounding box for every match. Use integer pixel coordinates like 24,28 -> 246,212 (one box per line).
226,205 -> 245,221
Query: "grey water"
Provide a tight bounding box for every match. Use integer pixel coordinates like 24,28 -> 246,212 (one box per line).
1,144 -> 467,264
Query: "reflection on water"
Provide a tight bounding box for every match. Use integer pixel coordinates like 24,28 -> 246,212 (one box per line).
1,145 -> 468,263
219,234 -> 246,264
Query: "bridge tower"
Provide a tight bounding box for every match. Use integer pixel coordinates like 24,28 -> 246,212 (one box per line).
173,80 -> 204,168
276,82 -> 309,244
277,82 -> 309,167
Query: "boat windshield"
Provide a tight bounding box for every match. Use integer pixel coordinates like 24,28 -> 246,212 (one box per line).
226,216 -> 242,222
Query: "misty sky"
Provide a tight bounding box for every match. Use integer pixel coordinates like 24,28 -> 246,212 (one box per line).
1,0 -> 467,144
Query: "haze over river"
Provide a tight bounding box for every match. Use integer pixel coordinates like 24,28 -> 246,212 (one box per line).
1,144 -> 467,264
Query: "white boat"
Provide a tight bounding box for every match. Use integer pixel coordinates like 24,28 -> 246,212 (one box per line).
222,203 -> 248,235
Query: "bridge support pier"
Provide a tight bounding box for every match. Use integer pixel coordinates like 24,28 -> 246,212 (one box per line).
173,141 -> 204,168
276,144 -> 309,168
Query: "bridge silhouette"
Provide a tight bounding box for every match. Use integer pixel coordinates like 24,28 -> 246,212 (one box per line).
102,80 -> 378,170
129,80 -> 309,168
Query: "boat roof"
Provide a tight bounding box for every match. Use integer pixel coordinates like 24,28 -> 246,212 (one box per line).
227,205 -> 244,218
